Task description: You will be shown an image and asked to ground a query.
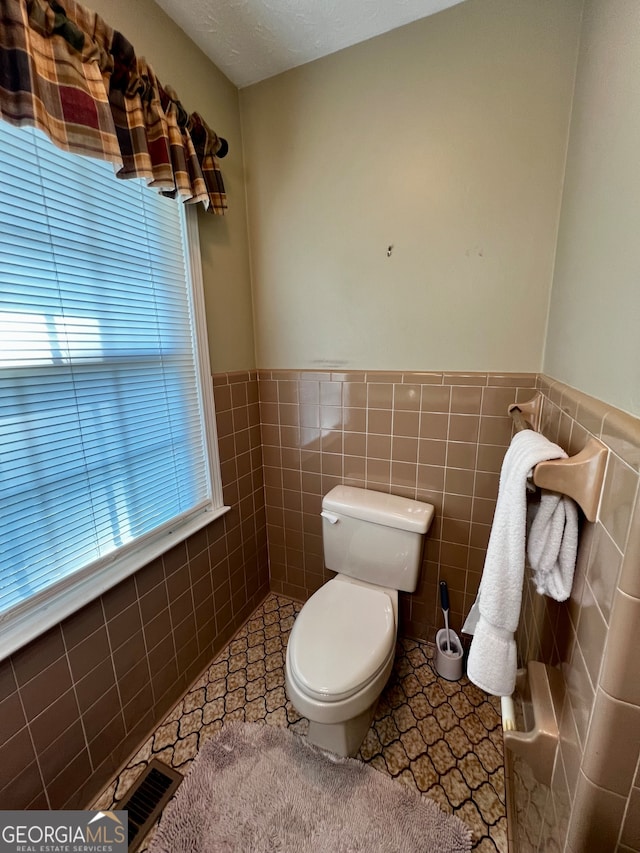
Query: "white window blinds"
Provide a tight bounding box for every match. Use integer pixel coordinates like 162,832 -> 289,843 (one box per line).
0,121 -> 219,636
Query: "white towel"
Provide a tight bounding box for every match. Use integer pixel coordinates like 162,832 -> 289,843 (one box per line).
528,490 -> 578,600
462,430 -> 570,697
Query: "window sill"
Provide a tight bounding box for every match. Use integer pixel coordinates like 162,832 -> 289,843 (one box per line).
0,504 -> 231,662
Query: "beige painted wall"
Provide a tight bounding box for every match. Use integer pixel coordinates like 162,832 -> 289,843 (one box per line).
544,0 -> 640,417
89,0 -> 256,372
240,0 -> 583,372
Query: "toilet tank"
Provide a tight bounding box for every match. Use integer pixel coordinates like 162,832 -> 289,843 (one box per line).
321,486 -> 434,593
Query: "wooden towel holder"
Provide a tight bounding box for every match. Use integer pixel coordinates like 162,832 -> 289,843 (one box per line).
508,393 -> 608,522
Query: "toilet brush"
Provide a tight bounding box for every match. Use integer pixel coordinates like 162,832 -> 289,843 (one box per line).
435,581 -> 463,680
439,581 -> 452,652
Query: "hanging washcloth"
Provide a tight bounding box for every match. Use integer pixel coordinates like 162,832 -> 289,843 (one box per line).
528,490 -> 578,600
462,430 -> 571,697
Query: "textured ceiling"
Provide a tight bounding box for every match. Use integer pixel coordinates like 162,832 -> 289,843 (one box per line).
153,0 -> 468,88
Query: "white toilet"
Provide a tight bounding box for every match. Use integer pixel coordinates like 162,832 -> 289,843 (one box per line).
285,485 -> 434,757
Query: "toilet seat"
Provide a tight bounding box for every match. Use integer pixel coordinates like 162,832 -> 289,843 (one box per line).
288,580 -> 395,703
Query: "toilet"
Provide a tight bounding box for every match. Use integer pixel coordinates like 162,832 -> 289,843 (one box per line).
285,485 -> 434,757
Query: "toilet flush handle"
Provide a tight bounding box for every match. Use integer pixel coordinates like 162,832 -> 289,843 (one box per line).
321,511 -> 340,524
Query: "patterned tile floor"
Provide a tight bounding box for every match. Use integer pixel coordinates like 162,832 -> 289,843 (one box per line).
94,594 -> 507,852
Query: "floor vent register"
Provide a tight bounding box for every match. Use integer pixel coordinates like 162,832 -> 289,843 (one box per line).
117,758 -> 183,852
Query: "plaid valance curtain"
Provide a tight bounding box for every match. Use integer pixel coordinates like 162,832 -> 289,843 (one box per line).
0,0 -> 228,214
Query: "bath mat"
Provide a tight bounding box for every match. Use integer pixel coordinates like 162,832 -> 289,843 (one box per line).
147,722 -> 472,853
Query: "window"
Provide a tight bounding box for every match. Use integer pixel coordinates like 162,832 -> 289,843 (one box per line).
0,121 -> 225,658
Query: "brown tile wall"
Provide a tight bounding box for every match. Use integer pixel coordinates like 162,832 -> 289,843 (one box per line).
259,369 -> 537,641
0,371 -> 268,810
511,377 -> 640,853
6,364 -> 637,841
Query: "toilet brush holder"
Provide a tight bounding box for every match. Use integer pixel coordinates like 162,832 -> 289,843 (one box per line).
435,629 -> 464,681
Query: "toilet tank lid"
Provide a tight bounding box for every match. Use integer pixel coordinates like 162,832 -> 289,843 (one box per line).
322,486 -> 434,533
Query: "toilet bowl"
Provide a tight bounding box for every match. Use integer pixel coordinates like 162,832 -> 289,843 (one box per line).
286,575 -> 398,755
285,486 -> 434,756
